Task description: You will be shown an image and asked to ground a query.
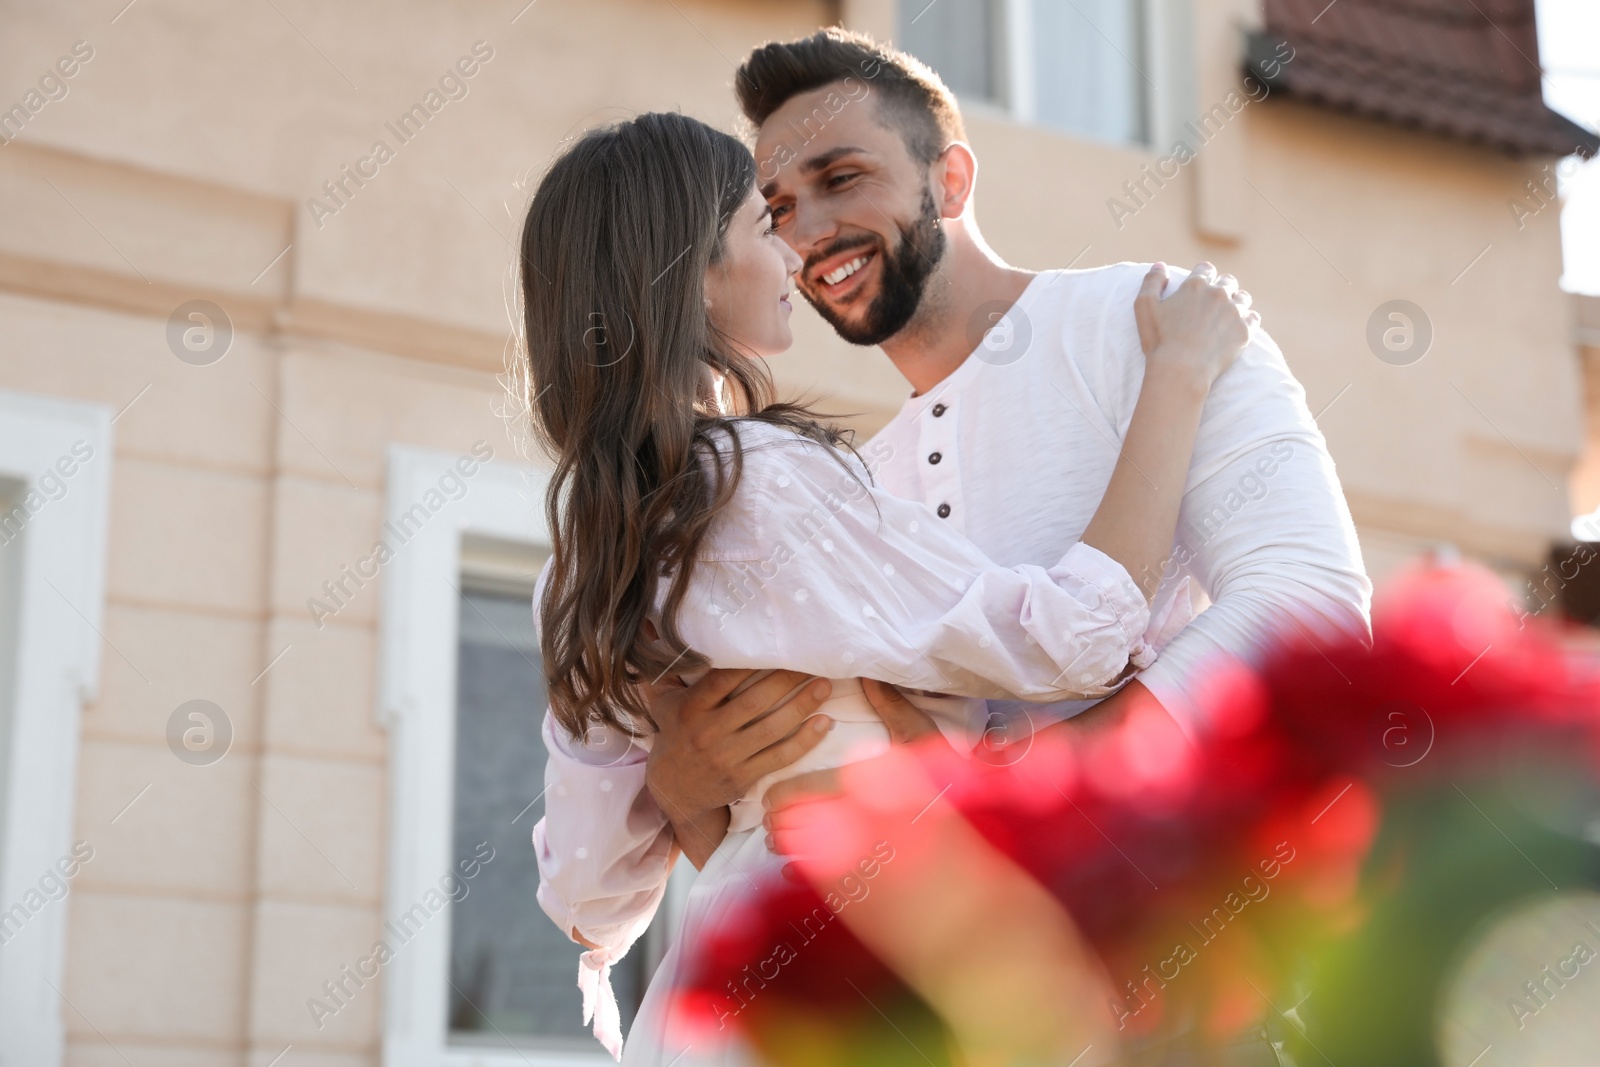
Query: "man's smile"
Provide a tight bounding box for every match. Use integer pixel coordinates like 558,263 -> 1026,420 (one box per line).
806,245 -> 879,303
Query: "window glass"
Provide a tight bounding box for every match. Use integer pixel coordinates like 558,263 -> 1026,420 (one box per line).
899,0 -> 1003,104
1032,0 -> 1148,144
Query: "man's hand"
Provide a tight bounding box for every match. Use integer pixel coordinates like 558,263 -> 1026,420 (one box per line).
761,678 -> 944,853
644,668 -> 834,869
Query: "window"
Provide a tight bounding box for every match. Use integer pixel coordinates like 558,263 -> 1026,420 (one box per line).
900,0 -> 1184,148
0,390 -> 113,1067
1029,0 -> 1148,145
379,446 -> 681,1066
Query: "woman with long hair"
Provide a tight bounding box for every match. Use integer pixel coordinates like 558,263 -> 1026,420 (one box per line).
520,112 -> 1254,1063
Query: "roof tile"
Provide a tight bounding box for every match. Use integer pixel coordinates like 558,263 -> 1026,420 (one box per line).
1251,0 -> 1597,158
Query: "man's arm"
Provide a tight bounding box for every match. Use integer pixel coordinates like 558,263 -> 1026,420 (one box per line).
1078,262 -> 1256,601
1133,320 -> 1373,733
760,679 -> 1176,848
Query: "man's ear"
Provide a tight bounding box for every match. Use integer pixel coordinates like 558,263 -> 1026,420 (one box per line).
933,142 -> 977,220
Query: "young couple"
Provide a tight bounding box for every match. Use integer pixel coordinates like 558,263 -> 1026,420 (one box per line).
523,28 -> 1371,1067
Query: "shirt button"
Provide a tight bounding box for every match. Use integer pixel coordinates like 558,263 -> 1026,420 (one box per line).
937,503 -> 951,518
928,451 -> 942,465
932,403 -> 947,417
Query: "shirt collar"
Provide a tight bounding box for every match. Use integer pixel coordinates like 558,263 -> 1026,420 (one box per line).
899,270 -> 1056,414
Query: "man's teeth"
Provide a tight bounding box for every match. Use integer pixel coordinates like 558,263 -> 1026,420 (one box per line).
822,255 -> 870,286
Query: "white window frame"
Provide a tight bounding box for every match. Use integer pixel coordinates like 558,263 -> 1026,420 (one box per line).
0,389 -> 113,1067
377,444 -> 625,1067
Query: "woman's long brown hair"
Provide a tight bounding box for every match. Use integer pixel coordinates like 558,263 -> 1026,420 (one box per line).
520,112 -> 852,739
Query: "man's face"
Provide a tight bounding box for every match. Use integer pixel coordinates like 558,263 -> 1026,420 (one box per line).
754,84 -> 946,346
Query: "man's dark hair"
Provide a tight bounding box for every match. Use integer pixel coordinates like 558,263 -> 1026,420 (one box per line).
735,28 -> 966,166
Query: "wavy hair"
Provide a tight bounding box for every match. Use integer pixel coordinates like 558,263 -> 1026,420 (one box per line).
520,112 -> 853,739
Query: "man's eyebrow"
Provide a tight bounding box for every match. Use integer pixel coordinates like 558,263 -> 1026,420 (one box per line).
799,146 -> 869,175
759,146 -> 872,199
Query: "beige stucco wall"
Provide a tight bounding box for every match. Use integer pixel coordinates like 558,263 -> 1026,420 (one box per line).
0,0 -> 1587,1064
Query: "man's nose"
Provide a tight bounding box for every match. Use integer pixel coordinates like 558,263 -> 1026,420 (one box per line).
789,202 -> 838,266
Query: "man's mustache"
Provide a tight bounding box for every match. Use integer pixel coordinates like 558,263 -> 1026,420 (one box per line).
802,235 -> 883,287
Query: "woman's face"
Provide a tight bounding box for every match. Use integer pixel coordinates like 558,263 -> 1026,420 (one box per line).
704,184 -> 803,359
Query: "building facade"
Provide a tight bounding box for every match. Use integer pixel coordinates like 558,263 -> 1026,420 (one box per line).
0,0 -> 1593,1064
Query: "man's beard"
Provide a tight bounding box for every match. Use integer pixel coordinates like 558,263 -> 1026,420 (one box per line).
800,190 -> 945,346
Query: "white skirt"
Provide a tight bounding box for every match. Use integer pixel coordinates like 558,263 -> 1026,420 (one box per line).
620,825 -> 778,1067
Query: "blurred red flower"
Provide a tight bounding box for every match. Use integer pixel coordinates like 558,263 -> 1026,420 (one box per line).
672,557 -> 1600,1063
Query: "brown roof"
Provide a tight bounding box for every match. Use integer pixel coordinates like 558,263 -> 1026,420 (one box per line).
1249,0 -> 1598,158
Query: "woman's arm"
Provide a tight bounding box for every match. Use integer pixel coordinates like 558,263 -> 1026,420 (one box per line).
671,457 -> 1139,703
531,710 -> 676,1058
532,711 -> 676,950
1079,262 -> 1257,600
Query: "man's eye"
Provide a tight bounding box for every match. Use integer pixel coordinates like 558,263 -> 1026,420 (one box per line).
769,205 -> 792,226
827,173 -> 859,189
